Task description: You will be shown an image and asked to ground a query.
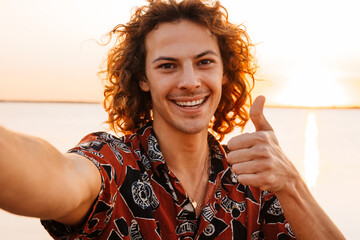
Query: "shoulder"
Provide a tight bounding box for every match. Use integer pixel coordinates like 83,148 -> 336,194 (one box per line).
69,131 -> 140,164
74,131 -> 131,149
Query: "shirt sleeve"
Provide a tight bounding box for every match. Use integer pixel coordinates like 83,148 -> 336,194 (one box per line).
259,191 -> 296,239
41,132 -> 124,240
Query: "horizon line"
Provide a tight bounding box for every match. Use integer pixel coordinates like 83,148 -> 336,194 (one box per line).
1,99 -> 360,109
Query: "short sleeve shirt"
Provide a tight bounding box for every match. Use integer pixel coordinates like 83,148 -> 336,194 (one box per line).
41,122 -> 296,239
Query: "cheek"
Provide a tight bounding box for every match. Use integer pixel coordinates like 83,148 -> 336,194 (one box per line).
144,77 -> 173,99
152,75 -> 176,90
209,73 -> 225,90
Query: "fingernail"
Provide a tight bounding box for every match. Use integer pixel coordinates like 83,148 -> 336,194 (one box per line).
230,172 -> 239,184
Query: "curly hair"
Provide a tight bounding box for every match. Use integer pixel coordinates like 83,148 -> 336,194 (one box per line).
100,0 -> 256,141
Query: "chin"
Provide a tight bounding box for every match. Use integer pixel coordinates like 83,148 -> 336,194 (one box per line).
176,121 -> 209,135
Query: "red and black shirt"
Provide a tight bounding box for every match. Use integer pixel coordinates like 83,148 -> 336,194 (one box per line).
41,122 -> 296,239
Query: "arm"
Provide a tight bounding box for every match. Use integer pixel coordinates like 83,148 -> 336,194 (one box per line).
227,96 -> 345,240
275,174 -> 343,239
0,126 -> 101,226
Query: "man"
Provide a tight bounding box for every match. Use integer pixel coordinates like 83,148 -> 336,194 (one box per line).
0,0 -> 344,239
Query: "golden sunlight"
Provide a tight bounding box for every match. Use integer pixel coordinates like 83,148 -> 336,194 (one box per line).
274,66 -> 350,108
304,111 -> 319,189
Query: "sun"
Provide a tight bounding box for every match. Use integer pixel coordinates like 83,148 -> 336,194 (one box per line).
275,66 -> 349,108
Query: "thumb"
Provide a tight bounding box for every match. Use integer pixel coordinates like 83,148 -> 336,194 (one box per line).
250,95 -> 273,132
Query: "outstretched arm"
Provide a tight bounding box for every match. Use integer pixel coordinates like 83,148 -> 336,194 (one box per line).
0,126 -> 101,226
227,96 -> 345,240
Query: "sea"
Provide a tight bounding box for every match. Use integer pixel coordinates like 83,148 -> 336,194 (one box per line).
0,102 -> 359,239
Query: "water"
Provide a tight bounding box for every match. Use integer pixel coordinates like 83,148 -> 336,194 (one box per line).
0,102 -> 359,239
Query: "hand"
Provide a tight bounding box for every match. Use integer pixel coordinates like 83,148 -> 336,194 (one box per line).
227,95 -> 299,193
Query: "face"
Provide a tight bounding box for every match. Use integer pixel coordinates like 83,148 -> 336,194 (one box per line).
140,19 -> 226,136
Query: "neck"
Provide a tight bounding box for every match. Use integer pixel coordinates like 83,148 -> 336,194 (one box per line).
153,121 -> 209,174
153,120 -> 211,217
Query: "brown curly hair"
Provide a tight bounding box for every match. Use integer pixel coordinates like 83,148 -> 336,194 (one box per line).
100,0 -> 256,141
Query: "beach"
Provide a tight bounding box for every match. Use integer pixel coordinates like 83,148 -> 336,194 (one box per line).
0,102 -> 359,239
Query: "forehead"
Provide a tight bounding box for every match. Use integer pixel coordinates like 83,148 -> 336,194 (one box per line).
145,19 -> 220,58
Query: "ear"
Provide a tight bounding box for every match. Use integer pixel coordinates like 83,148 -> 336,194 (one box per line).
139,77 -> 150,92
222,74 -> 228,85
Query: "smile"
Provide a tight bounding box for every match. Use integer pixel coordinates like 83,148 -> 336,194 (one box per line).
174,98 -> 206,108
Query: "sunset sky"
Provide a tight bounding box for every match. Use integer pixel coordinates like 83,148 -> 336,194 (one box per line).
1,0 -> 359,107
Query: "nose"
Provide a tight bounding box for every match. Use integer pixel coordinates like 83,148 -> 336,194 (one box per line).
177,63 -> 201,92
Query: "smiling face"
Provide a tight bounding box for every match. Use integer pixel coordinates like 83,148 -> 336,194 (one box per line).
140,19 -> 226,137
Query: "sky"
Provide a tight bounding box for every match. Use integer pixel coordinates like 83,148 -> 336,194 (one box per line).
1,0 -> 359,107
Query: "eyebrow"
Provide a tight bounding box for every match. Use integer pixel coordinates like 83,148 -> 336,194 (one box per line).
151,50 -> 219,64
195,50 -> 218,59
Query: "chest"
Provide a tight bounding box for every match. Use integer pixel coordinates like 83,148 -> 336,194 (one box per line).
110,166 -> 262,240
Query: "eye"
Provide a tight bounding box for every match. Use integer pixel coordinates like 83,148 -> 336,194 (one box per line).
159,63 -> 176,69
198,59 -> 213,66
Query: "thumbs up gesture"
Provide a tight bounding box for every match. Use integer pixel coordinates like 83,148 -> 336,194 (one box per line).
227,95 -> 299,194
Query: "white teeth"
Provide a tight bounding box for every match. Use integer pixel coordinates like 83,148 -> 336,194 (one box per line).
175,98 -> 205,107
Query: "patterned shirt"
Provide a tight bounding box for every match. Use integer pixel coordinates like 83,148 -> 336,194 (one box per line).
41,122 -> 296,239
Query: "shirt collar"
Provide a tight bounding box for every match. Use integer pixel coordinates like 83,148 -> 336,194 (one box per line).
136,121 -> 236,185
136,122 -> 166,175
